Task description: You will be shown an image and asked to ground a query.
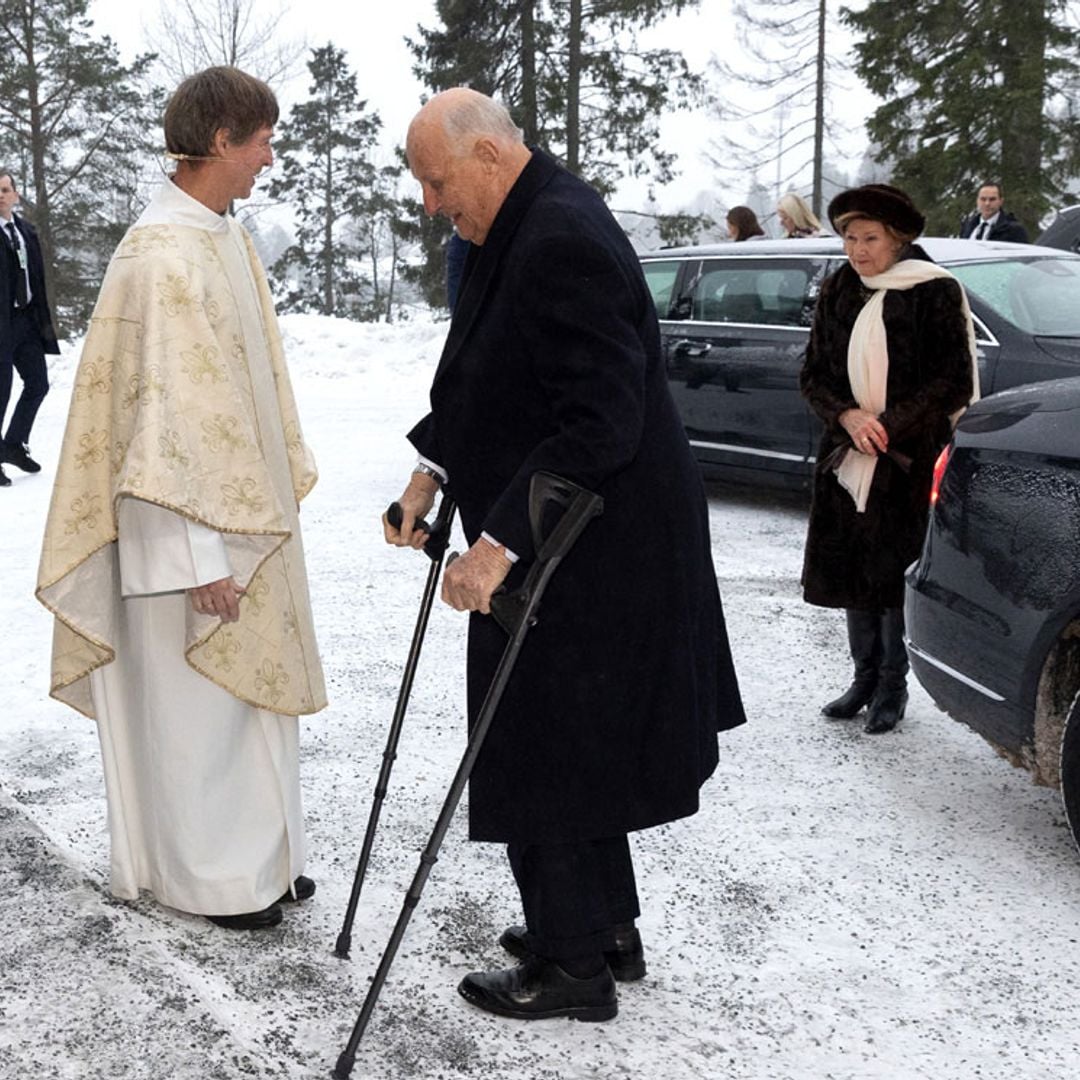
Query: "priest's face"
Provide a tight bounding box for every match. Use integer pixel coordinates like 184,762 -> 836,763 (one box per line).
216,126 -> 275,203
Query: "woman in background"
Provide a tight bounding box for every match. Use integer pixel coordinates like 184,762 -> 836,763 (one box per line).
727,205 -> 765,241
799,184 -> 978,734
777,192 -> 825,238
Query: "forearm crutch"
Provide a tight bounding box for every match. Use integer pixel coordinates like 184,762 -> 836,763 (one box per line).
334,494 -> 457,960
332,473 -> 604,1079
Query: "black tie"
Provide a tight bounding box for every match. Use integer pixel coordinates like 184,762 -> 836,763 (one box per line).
976,221 -> 989,240
6,221 -> 28,308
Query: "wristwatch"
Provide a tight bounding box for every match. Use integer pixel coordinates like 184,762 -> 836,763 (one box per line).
412,462 -> 443,487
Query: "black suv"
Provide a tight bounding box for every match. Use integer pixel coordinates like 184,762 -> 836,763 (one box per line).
641,237 -> 1080,488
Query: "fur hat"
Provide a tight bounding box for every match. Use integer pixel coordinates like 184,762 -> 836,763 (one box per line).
827,184 -> 926,238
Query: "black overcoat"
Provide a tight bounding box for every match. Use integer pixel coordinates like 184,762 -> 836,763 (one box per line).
800,247 -> 975,610
408,150 -> 746,844
1,215 -> 60,362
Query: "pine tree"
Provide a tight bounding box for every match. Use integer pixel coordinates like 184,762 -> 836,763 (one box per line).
844,0 -> 1080,235
0,0 -> 158,332
410,0 -> 702,196
268,45 -> 389,320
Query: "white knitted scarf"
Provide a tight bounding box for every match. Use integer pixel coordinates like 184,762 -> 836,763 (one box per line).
836,259 -> 981,512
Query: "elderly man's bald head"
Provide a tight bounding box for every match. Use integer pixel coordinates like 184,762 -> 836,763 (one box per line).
406,89 -> 531,246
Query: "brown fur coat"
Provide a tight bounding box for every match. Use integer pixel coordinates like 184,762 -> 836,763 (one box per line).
800,247 -> 975,610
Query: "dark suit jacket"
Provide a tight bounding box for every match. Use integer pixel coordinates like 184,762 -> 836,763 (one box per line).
408,150 -> 746,844
959,210 -> 1030,244
1,215 -> 60,360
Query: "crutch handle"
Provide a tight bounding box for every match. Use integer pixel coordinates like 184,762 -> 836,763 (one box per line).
387,496 -> 455,562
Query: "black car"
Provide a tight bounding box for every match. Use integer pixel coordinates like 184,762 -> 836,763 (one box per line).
904,377 -> 1080,848
641,237 -> 1080,488
1037,205 -> 1080,254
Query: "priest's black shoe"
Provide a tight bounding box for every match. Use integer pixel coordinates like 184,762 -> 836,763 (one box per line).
2,442 -> 41,473
207,901 -> 283,930
458,955 -> 617,1022
278,875 -> 316,903
499,924 -> 646,982
0,465 -> 9,487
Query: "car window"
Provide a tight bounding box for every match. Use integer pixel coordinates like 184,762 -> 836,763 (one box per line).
949,258 -> 1080,336
641,260 -> 682,319
691,261 -> 814,326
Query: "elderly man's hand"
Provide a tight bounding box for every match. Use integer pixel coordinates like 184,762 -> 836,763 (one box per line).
383,475 -> 438,549
189,576 -> 246,622
442,537 -> 512,614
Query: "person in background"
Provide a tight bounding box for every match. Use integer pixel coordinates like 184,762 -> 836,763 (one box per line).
799,184 -> 978,734
958,182 -> 1029,243
777,192 -> 825,238
726,205 -> 765,242
0,169 -> 59,487
388,87 -> 746,1023
37,67 -> 326,931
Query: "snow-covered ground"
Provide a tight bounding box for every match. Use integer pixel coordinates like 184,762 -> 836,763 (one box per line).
3,313 -> 1079,1080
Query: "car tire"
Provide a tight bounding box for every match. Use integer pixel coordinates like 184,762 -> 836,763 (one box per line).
1060,689 -> 1080,854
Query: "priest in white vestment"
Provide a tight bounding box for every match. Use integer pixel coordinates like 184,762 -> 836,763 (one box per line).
37,68 -> 327,930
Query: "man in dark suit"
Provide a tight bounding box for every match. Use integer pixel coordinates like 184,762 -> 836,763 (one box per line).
0,169 -> 59,487
959,182 -> 1030,243
385,88 -> 746,1023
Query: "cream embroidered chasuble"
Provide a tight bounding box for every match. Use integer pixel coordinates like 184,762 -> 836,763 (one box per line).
37,180 -> 326,719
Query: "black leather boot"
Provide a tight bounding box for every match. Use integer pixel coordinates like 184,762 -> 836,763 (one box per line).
822,609 -> 881,718
500,922 -> 646,982
864,608 -> 909,734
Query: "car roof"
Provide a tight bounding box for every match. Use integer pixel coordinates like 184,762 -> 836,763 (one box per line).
639,236 -> 1080,265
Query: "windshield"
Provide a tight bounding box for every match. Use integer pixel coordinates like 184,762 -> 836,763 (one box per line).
949,258 -> 1080,336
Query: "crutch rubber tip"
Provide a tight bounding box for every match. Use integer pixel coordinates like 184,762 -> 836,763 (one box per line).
334,932 -> 351,959
332,1053 -> 354,1079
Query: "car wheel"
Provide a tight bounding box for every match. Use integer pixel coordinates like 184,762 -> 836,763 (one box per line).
1060,689 -> 1080,854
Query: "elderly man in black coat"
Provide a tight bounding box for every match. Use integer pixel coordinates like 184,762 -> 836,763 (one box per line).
0,169 -> 59,488
386,88 -> 745,1023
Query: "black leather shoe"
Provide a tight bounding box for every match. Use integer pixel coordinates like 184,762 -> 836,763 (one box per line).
0,465 -> 9,487
499,924 -> 646,982
278,875 -> 315,903
3,443 -> 40,473
207,902 -> 283,930
864,688 -> 908,734
458,956 -> 617,1021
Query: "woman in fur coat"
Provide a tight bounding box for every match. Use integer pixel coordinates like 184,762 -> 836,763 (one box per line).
800,184 -> 978,733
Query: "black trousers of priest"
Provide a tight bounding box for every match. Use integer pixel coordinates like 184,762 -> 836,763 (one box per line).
507,834 -> 640,967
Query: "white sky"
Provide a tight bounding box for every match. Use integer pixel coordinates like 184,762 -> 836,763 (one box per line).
86,0 -> 871,213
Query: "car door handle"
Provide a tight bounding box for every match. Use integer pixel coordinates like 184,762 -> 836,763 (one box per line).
673,340 -> 712,358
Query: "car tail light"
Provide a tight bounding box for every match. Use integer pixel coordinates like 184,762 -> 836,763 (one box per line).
929,444 -> 951,506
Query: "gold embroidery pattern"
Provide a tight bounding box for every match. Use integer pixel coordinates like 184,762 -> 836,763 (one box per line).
158,430 -> 191,470
254,658 -> 289,705
205,630 -> 241,673
111,439 -> 129,475
157,274 -> 197,317
201,414 -> 248,453
221,477 -> 265,515
65,494 -> 104,536
120,227 -> 178,257
244,575 -> 270,615
283,420 -> 303,457
181,343 -> 227,384
122,366 -> 168,411
75,358 -> 115,401
74,429 -> 109,470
